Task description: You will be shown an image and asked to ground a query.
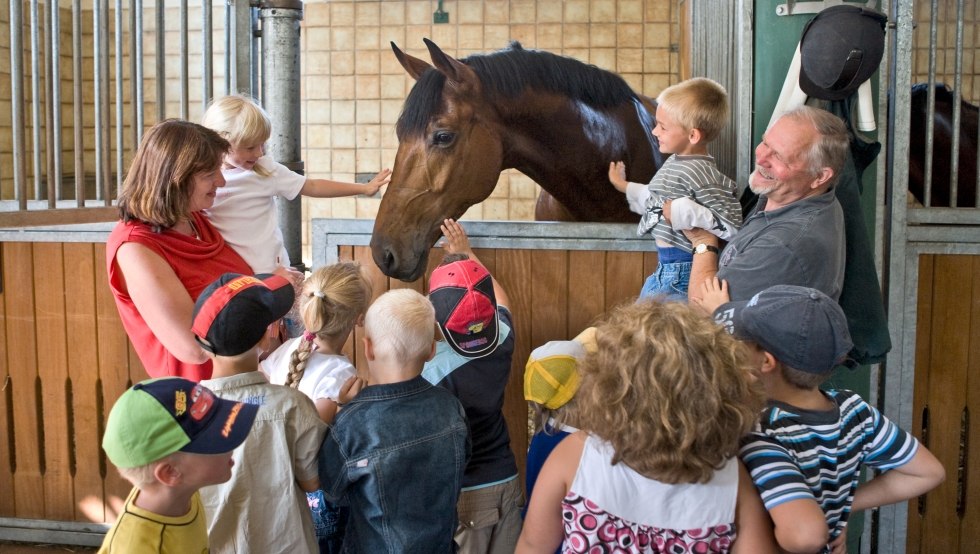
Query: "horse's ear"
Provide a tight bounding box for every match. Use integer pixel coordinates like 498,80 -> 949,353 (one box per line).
423,38 -> 479,92
391,41 -> 431,81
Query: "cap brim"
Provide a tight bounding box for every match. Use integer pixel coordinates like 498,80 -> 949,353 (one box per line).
181,397 -> 258,455
440,308 -> 501,358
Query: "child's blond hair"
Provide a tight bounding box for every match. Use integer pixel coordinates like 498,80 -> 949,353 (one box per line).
286,262 -> 373,388
201,94 -> 273,176
577,301 -> 764,484
656,77 -> 729,142
363,289 -> 435,365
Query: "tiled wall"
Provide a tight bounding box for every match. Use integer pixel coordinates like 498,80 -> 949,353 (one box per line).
912,0 -> 980,103
298,0 -> 682,256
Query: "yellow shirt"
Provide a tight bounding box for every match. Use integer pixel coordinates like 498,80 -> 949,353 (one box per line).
98,487 -> 209,554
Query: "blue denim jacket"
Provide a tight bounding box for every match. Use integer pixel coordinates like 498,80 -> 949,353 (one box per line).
319,375 -> 470,553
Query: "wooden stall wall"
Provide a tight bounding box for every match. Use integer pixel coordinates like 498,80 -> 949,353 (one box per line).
0,242 -> 140,524
905,254 -> 980,553
0,238 -> 655,524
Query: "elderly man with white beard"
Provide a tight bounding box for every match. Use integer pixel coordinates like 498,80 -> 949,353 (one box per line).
684,105 -> 849,310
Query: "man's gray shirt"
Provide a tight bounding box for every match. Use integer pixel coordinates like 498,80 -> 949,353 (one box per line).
717,190 -> 845,301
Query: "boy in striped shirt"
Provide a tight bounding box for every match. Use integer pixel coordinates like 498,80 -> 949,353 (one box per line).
714,284 -> 944,553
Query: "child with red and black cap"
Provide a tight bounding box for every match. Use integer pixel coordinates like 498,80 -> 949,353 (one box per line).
191,272 -> 329,554
424,219 -> 523,554
99,376 -> 258,553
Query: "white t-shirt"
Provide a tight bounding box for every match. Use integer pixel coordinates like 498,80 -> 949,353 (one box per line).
206,156 -> 306,273
261,336 -> 357,403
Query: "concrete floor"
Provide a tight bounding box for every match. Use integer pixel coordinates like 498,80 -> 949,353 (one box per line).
0,543 -> 96,553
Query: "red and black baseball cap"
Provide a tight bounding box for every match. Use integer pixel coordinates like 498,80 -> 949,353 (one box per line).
192,273 -> 295,356
429,259 -> 500,358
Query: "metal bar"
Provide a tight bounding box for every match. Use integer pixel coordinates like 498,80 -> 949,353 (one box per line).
42,0 -> 56,206
251,7 -> 260,97
73,0 -> 84,206
879,0 -> 915,550
95,0 -> 112,204
132,0 -> 143,145
10,0 -> 27,209
156,0 -> 165,120
180,0 -> 189,119
224,2 -> 231,95
736,0 -> 754,189
50,0 -> 63,202
30,0 -> 43,200
203,0 -> 213,108
116,0 -> 125,195
924,0 -> 938,207
948,0 -> 965,206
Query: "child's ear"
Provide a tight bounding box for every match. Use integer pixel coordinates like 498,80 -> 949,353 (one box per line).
154,460 -> 183,487
688,127 -> 704,145
760,351 -> 778,374
363,336 -> 375,362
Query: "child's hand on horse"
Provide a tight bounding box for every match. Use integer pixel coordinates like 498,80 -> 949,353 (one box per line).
363,168 -> 392,196
608,161 -> 629,193
440,218 -> 474,257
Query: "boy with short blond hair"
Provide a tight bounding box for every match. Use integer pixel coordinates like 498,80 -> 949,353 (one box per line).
715,284 -> 945,554
319,288 -> 470,552
98,377 -> 258,554
191,272 -> 329,553
609,77 -> 742,301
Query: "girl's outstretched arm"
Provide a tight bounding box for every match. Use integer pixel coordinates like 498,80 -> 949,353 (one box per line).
300,168 -> 391,198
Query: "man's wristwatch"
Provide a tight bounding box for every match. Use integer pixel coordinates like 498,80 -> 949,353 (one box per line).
694,243 -> 719,255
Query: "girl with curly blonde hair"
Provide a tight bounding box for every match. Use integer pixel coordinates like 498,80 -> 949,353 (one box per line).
517,301 -> 776,554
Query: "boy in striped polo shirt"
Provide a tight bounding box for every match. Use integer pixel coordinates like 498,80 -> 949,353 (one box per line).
714,285 -> 944,554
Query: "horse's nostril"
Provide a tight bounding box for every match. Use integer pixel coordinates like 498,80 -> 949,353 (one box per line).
383,249 -> 396,273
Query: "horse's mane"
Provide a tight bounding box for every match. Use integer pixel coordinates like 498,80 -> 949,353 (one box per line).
911,82 -> 980,115
396,42 -> 639,138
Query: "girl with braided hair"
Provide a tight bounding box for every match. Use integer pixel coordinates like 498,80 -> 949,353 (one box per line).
260,261 -> 373,554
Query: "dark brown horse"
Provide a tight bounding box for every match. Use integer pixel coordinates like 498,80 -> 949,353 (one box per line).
371,39 -> 663,281
908,83 -> 978,208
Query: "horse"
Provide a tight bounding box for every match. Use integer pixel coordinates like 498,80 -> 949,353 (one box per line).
908,83 -> 978,208
370,39 -> 664,281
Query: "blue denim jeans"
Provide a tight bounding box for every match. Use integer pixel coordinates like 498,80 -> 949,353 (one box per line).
638,247 -> 692,303
308,489 -> 348,554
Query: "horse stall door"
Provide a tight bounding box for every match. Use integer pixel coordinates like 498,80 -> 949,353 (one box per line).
905,254 -> 980,552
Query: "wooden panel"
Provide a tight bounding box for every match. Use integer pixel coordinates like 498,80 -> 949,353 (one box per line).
497,249 -> 534,480
0,243 -> 13,516
907,254 -> 935,551
603,251 -> 644,309
530,250 -> 569,348
354,246 -> 387,373
4,243 -> 44,518
32,243 -> 74,520
94,244 -> 135,507
917,255 -> 971,552
63,243 -> 107,522
568,251 -> 606,333
960,256 -> 980,552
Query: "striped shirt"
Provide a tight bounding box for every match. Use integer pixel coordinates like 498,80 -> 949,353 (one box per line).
740,390 -> 918,546
635,154 -> 741,251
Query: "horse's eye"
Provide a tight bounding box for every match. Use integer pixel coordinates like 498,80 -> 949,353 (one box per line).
431,131 -> 455,146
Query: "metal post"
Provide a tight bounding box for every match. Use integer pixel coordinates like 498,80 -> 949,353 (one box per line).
10,0 -> 27,209
259,1 -> 304,270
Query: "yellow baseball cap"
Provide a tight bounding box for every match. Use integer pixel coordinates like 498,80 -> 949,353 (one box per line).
524,331 -> 592,409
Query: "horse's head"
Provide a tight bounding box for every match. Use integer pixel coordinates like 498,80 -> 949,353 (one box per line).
371,39 -> 504,281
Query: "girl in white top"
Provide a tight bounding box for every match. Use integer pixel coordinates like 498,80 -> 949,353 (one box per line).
261,261 -> 372,423
517,301 -> 777,554
201,95 -> 391,273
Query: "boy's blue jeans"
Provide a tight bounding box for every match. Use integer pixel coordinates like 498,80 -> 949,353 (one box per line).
638,247 -> 692,303
308,489 -> 347,554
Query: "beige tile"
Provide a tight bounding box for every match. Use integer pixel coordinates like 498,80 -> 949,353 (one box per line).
307,147 -> 334,170
537,24 -> 562,49
307,197 -> 333,220
617,24 -> 644,48
485,25 -> 512,47
356,148 -> 384,171
430,25 -> 458,49
406,1 -> 432,25
459,25 -> 485,49
305,3 -> 331,27
564,48 -> 590,62
643,74 -> 672,97
510,24 -> 537,46
332,148 -> 357,173
356,99 -> 382,125
590,48 -> 617,70
617,48 -> 643,73
332,76 -> 356,99
331,197 -> 357,218
332,100 -> 357,124
380,75 -> 407,99
381,99 -> 405,126
482,198 -> 509,219
331,26 -> 356,51
462,203 -> 485,220
357,50 -> 382,77
646,1 -> 673,22
621,73 -> 644,93
355,26 -> 381,50
511,1 -> 536,24
355,2 -> 381,26
355,75 -> 382,99
644,23 -> 672,48
330,2 -> 355,26
356,197 -> 381,218
563,24 -> 589,48
619,0 -> 644,22
484,0 -> 510,24
510,199 -> 536,220
591,1 -> 616,23
489,179 -> 511,198
458,1 -> 484,24
643,48 -> 671,74
332,125 -> 358,149
306,27 -> 331,52
306,100 -> 332,124
381,4 -> 406,25
591,24 -> 618,48
511,174 -> 539,198
537,2 -> 563,23
565,0 -> 590,23
331,51 -> 356,76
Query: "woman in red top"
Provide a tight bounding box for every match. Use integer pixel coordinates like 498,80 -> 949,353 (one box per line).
107,119 -> 254,381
